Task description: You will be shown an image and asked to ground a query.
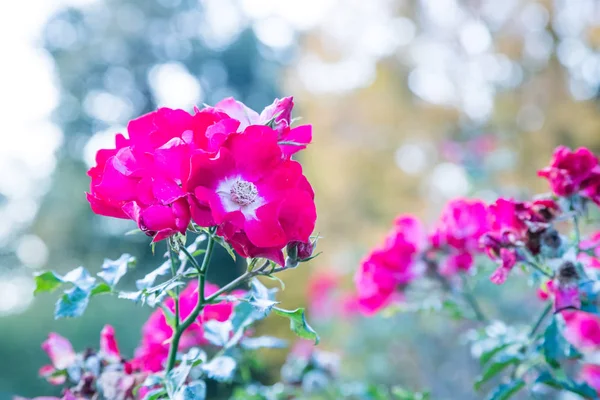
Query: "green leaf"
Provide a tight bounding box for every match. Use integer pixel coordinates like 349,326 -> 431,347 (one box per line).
55,287 -> 90,319
34,271 -> 63,294
272,307 -> 320,345
98,254 -> 135,287
62,266 -> 96,290
141,388 -> 167,400
201,356 -> 236,382
159,303 -> 177,329
536,370 -> 597,398
391,387 -> 430,400
203,320 -> 233,347
475,353 -> 522,390
485,380 -> 525,400
90,282 -> 112,296
136,262 -> 171,290
480,343 -> 513,366
213,235 -> 237,261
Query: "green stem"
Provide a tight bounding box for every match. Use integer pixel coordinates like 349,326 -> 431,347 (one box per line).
165,233 -> 215,372
167,244 -> 180,331
205,260 -> 271,304
460,274 -> 488,323
529,302 -> 552,338
573,213 -> 581,255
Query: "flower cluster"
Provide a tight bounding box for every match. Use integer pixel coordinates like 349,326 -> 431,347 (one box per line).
88,97 -> 316,264
133,281 -> 242,373
356,146 -> 600,315
36,326 -> 144,400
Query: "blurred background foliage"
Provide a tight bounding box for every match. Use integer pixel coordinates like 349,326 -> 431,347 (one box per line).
3,0 -> 600,398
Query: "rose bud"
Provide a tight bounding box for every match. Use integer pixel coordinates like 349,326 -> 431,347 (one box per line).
554,261 -> 581,312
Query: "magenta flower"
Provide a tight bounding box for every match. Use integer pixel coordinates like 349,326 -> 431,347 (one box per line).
186,125 -> 316,265
355,216 -> 424,314
41,333 -> 76,370
538,146 -> 600,197
99,325 -> 121,363
134,281 -> 241,373
562,310 -> 600,352
481,198 -> 559,284
211,96 -> 312,158
430,198 -> 488,275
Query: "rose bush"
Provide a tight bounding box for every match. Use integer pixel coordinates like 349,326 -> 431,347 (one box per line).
24,95 -> 600,399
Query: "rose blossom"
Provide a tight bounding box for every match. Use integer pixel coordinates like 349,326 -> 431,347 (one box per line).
538,146 -> 600,198
481,198 -> 560,284
355,216 -> 424,314
133,281 -> 241,372
211,96 -> 312,158
185,125 -> 316,265
430,198 -> 488,275
561,310 -> 600,352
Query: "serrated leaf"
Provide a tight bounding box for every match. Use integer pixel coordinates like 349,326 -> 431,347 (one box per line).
203,320 -> 233,347
34,271 -> 63,294
166,363 -> 192,399
201,356 -> 236,382
98,254 -> 135,287
240,336 -> 287,350
136,262 -> 171,290
475,353 -> 522,390
118,290 -> 145,303
272,307 -> 320,345
247,296 -> 279,318
213,236 -> 237,261
55,286 -> 90,319
63,267 -> 96,291
90,282 -> 112,296
485,379 -> 525,400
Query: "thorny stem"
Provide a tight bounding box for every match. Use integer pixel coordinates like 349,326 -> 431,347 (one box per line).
166,231 -> 215,372
460,274 -> 488,323
166,245 -> 280,371
167,244 -> 180,331
529,302 -> 552,338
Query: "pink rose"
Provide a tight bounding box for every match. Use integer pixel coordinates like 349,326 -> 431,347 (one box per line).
561,310 -> 600,352
538,146 -> 600,197
212,96 -> 311,158
99,325 -> 121,363
186,125 -> 316,265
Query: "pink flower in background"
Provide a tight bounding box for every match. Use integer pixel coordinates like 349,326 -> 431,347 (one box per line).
431,198 -> 488,252
355,216 -> 424,314
134,281 -> 241,372
581,364 -> 600,394
186,126 -> 316,265
538,146 -> 600,197
211,96 -> 312,157
430,198 -> 488,275
41,333 -> 76,370
561,310 -> 600,352
481,198 -> 560,284
99,325 -> 121,363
